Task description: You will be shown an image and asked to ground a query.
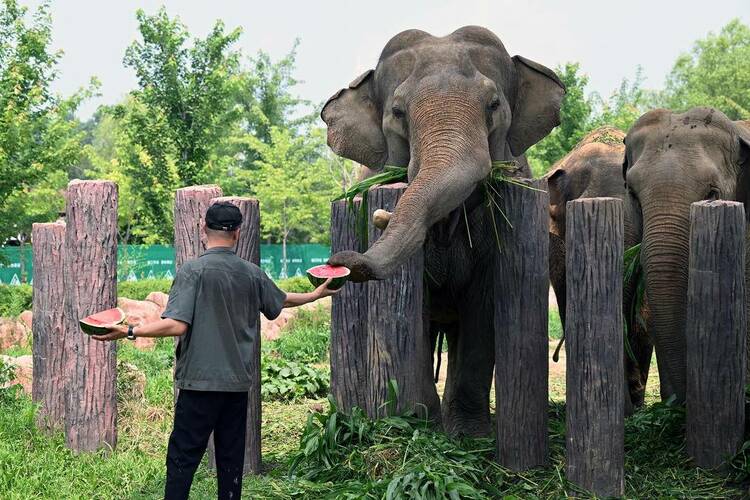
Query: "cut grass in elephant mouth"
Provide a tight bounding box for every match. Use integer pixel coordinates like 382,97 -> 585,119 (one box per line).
333,161 -> 541,251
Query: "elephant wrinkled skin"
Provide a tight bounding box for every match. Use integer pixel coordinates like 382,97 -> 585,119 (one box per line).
623,107 -> 750,403
322,26 -> 565,436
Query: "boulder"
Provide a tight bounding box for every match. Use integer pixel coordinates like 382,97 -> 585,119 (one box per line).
146,292 -> 169,309
0,317 -> 30,352
0,355 -> 32,395
261,296 -> 331,341
19,310 -> 33,330
117,297 -> 164,349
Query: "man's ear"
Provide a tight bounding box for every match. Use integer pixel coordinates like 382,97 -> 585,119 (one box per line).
321,70 -> 387,169
506,56 -> 566,157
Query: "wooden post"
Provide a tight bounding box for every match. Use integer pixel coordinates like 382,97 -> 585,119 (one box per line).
365,184 -> 440,419
174,185 -> 223,269
565,197 -> 624,497
172,185 -> 223,399
63,180 -> 118,452
686,200 -> 746,468
494,178 -> 549,470
330,198 -> 369,413
206,196 -> 262,474
31,222 -> 66,430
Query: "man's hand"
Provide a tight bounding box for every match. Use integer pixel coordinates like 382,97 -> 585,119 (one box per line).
92,324 -> 129,342
313,278 -> 342,299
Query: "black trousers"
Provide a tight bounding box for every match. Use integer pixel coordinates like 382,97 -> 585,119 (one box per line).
164,390 -> 248,500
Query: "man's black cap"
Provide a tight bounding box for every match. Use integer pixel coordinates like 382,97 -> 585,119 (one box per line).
206,202 -> 243,231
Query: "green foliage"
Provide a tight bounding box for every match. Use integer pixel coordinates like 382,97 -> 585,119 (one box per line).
117,278 -> 173,300
0,0 -> 92,244
270,305 -> 330,364
112,8 -> 242,242
261,355 -> 328,401
663,18 -> 750,120
548,309 -> 563,340
0,284 -> 31,317
276,276 -> 314,293
526,62 -> 593,176
0,356 -> 19,403
590,66 -> 655,132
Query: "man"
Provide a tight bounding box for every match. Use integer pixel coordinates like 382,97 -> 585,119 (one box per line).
93,201 -> 339,499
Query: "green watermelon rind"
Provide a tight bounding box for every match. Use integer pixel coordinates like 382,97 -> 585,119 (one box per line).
306,266 -> 350,290
79,307 -> 127,336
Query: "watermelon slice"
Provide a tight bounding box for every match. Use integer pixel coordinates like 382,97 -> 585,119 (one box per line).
79,307 -> 127,335
306,265 -> 350,290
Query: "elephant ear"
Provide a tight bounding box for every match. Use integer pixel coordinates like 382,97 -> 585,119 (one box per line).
321,70 -> 387,169
733,121 -> 750,211
546,169 -> 567,206
506,56 -> 566,157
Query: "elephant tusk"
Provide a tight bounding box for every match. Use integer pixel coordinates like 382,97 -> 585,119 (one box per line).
372,209 -> 392,230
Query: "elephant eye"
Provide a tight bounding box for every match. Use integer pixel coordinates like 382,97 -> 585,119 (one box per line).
488,97 -> 500,111
391,106 -> 405,119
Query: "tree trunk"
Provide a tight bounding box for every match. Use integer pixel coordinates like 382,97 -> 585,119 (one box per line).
31,222 -> 66,431
685,200 -> 746,468
18,235 -> 27,283
565,197 -> 624,497
494,178 -> 549,471
63,180 -> 119,453
365,184 -> 440,419
330,198 -> 369,413
205,196 -> 262,475
172,185 -> 223,400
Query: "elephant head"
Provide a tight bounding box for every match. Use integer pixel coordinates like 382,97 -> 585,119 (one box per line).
323,26 -> 565,281
623,107 -> 750,402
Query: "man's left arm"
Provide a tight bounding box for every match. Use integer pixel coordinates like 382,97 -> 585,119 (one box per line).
92,318 -> 188,342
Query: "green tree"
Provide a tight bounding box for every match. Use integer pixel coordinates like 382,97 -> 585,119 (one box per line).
0,0 -> 90,248
591,66 -> 656,132
118,8 -> 242,242
246,127 -> 338,277
525,62 -> 593,175
662,18 -> 750,119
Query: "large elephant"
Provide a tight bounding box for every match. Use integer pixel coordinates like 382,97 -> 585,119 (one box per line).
623,107 -> 750,402
546,126 -> 652,410
323,26 -> 565,436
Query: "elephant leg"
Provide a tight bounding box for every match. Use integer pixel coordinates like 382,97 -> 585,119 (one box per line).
441,283 -> 494,437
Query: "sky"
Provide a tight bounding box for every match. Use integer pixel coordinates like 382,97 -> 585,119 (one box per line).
25,0 -> 750,119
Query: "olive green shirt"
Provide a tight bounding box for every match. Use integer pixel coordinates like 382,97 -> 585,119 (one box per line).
162,247 -> 286,392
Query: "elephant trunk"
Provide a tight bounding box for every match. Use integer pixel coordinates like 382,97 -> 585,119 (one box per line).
331,88 -> 491,281
639,195 -> 692,402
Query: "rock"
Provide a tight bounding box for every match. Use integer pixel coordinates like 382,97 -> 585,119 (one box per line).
117,297 -> 165,349
146,292 -> 169,309
0,317 -> 30,352
19,310 -> 33,330
261,297 -> 331,341
0,355 -> 32,395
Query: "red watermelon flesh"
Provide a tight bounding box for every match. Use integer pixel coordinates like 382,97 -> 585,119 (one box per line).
306,265 -> 350,290
79,307 -> 126,335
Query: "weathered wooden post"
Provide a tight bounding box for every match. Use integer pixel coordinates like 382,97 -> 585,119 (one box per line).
565,197 -> 624,497
31,221 -> 66,430
494,178 -> 549,470
206,196 -> 262,474
63,180 -> 119,452
172,185 -> 223,399
686,200 -> 746,468
174,185 -> 223,269
330,198 -> 369,413
365,184 -> 440,419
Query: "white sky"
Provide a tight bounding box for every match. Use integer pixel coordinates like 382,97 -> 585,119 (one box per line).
25,0 -> 750,119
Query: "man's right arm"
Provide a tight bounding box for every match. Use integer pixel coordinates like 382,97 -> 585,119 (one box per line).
283,278 -> 339,308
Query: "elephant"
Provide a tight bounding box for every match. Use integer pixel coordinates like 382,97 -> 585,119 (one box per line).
322,26 -> 565,436
545,126 -> 652,411
622,107 -> 750,403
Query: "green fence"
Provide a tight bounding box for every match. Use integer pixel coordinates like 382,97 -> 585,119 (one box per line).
0,244 -> 331,284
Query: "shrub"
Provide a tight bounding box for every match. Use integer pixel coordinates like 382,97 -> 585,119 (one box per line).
270,305 -> 330,364
261,354 -> 328,401
118,279 -> 173,300
276,276 -> 313,293
0,284 -> 32,317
